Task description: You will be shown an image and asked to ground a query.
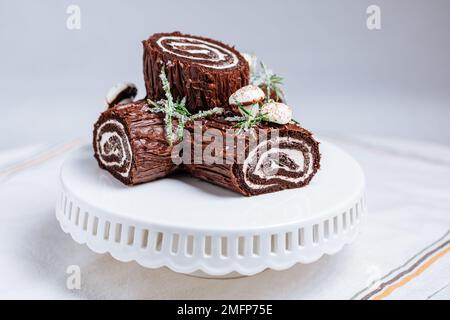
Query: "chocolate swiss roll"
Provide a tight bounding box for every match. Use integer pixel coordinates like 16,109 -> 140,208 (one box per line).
93,101 -> 178,185
182,120 -> 321,196
143,32 -> 249,113
93,101 -> 320,195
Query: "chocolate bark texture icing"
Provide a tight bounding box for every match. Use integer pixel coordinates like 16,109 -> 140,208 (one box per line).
182,120 -> 321,196
94,100 -> 320,195
143,32 -> 249,113
93,100 -> 178,185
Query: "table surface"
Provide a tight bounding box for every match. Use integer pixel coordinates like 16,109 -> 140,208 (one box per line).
0,135 -> 449,300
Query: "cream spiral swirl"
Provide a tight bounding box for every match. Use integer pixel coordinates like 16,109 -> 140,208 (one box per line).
156,36 -> 239,70
95,119 -> 132,178
241,136 -> 315,191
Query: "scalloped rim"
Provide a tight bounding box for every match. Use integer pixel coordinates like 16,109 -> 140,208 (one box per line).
56,196 -> 363,277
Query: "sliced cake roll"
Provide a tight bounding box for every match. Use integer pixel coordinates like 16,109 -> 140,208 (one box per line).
93,100 -> 178,185
183,119 -> 321,196
143,31 -> 249,112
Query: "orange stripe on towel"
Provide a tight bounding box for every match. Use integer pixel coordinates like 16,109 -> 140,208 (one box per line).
373,245 -> 450,300
0,139 -> 82,176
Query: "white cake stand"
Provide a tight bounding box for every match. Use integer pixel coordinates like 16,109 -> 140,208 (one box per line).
56,140 -> 366,278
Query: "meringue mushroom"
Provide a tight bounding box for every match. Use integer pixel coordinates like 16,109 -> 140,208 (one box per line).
242,53 -> 257,75
260,102 -> 293,125
105,82 -> 138,108
229,85 -> 265,117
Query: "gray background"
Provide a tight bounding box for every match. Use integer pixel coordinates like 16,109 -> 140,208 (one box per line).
1,0 -> 449,148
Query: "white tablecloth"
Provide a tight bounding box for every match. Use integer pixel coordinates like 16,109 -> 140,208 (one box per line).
0,135 -> 449,299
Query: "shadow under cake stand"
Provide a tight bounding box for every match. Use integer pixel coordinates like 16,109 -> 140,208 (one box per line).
56,140 -> 366,278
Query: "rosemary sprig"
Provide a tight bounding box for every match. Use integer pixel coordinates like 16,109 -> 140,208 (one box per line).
252,61 -> 286,103
225,100 -> 268,133
159,69 -> 175,145
260,62 -> 272,103
223,115 -> 245,122
190,107 -> 225,120
147,67 -> 223,144
235,110 -> 269,133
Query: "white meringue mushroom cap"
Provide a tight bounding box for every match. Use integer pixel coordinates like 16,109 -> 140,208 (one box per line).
242,53 -> 252,66
260,102 -> 293,125
242,53 -> 257,73
229,85 -> 265,106
105,82 -> 138,107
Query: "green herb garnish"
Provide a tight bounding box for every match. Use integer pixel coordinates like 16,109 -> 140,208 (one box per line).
252,61 -> 286,103
225,99 -> 269,133
147,67 -> 223,144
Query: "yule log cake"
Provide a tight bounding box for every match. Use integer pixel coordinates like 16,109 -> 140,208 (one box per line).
143,32 -> 249,113
182,119 -> 321,196
93,100 -> 320,196
93,101 -> 178,185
